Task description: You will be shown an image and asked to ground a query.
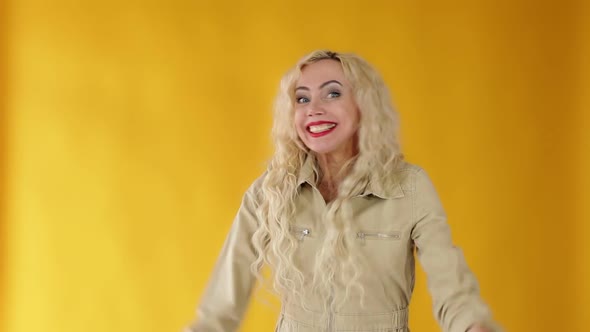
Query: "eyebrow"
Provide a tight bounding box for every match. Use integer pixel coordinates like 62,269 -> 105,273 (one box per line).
295,80 -> 343,92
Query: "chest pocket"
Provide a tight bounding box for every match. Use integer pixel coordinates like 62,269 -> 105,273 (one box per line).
289,225 -> 317,273
354,228 -> 409,276
357,230 -> 402,245
290,225 -> 312,241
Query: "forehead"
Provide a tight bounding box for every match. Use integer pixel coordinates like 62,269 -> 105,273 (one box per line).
297,59 -> 347,87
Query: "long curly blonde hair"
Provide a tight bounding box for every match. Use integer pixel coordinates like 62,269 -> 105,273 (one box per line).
251,50 -> 404,313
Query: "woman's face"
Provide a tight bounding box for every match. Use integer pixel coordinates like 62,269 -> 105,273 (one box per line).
293,59 -> 360,158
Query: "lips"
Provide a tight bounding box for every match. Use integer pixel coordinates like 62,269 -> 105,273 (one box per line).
306,121 -> 337,138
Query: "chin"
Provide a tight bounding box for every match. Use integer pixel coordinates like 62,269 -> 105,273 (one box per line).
306,144 -> 339,156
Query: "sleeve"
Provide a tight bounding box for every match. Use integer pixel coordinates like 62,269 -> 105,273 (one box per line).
410,168 -> 502,332
184,189 -> 260,332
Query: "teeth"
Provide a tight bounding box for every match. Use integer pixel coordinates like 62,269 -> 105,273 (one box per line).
309,123 -> 336,133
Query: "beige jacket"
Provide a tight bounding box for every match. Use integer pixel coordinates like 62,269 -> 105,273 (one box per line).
185,159 -> 500,332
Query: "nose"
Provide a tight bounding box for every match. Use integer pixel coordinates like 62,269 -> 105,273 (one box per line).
306,99 -> 325,117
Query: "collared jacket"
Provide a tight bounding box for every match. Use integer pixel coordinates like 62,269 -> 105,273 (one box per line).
185,159 -> 501,332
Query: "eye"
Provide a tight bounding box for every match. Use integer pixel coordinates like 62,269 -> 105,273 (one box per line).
296,96 -> 310,104
327,91 -> 341,98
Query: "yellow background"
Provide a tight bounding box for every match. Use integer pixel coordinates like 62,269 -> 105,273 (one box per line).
1,1 -> 589,331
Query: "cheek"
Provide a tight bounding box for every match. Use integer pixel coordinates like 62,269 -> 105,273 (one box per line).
294,111 -> 305,126
293,113 -> 306,136
350,107 -> 361,127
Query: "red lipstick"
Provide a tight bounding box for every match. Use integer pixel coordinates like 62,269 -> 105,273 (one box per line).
307,121 -> 337,138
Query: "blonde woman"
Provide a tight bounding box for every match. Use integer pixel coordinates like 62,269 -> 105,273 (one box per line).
185,50 -> 501,332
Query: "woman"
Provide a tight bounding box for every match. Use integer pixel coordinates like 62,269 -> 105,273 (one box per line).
185,50 -> 501,332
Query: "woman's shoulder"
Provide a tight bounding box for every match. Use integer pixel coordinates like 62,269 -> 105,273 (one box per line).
243,171 -> 268,197
392,159 -> 425,176
391,159 -> 432,190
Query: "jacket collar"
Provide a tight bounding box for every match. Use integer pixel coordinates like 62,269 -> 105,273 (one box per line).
296,155 -> 404,199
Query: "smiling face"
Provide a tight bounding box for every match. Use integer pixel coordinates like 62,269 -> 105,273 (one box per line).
293,59 -> 360,159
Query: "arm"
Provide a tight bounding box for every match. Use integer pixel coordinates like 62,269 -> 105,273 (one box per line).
184,190 -> 259,332
411,168 -> 501,332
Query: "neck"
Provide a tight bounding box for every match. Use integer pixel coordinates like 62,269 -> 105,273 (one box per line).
316,153 -> 350,186
314,147 -> 357,202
